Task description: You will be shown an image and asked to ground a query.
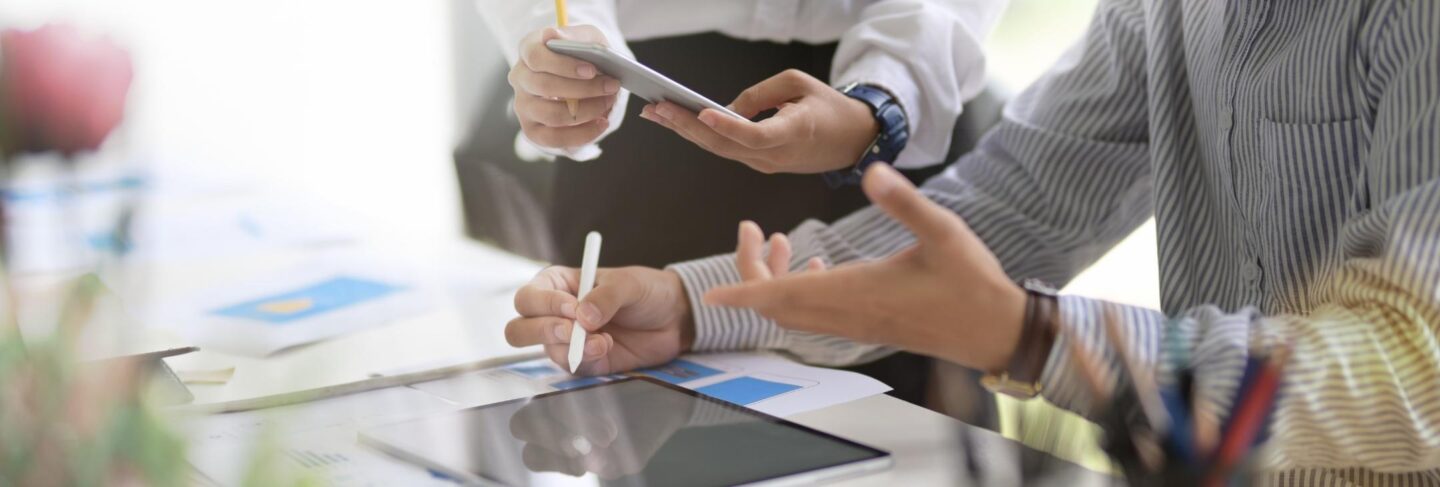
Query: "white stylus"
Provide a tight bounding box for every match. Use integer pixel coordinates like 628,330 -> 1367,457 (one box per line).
568,231 -> 602,373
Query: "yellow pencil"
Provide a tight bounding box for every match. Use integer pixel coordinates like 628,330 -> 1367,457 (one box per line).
556,0 -> 579,119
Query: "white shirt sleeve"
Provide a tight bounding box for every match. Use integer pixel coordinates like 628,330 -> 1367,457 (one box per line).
827,0 -> 1007,169
475,0 -> 633,161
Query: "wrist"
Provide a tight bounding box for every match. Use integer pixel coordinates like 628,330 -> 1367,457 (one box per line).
1005,280 -> 1060,380
839,95 -> 880,167
978,282 -> 1029,372
979,280 -> 1059,399
665,270 -> 696,352
825,83 -> 909,187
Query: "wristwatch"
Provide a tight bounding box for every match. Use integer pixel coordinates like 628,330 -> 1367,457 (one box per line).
823,82 -> 909,187
981,279 -> 1061,399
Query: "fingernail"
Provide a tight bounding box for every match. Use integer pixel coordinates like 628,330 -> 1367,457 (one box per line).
698,111 -> 716,127
579,303 -> 602,326
603,78 -> 620,94
655,105 -> 673,120
554,323 -> 569,341
586,337 -> 605,356
577,64 -> 596,79
640,112 -> 656,123
560,302 -> 576,319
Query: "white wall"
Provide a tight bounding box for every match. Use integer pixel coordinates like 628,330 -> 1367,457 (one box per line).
1,0 -> 480,238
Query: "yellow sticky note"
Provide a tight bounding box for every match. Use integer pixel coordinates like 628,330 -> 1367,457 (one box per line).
258,298 -> 314,315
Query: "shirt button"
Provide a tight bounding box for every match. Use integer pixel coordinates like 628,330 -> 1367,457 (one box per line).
1242,263 -> 1261,282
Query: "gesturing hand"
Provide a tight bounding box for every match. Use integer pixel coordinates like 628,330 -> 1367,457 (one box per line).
638,69 -> 879,174
509,25 -> 621,149
507,266 -> 694,375
704,164 -> 1027,372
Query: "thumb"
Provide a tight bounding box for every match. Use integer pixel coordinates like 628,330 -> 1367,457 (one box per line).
575,269 -> 644,332
728,70 -> 809,118
863,164 -> 967,247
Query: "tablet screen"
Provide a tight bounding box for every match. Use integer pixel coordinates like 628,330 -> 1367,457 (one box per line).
360,377 -> 888,486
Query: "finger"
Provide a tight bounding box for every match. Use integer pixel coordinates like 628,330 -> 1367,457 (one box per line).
735,221 -> 771,281
862,164 -> 967,246
727,69 -> 813,118
522,443 -> 586,477
515,267 -> 580,318
652,102 -> 765,162
575,269 -> 644,331
541,335 -> 612,376
521,27 -> 603,79
510,64 -> 620,99
517,93 -> 615,127
524,118 -> 610,149
698,104 -> 805,150
704,263 -> 864,310
702,274 -> 855,334
805,256 -> 828,272
573,333 -> 616,376
766,233 -> 792,277
505,316 -> 574,347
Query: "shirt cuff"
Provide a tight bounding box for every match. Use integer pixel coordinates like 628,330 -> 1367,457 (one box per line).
1037,295 -> 1168,417
832,51 -> 934,169
667,254 -> 787,352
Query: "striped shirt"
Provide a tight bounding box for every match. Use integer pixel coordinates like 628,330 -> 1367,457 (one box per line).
669,0 -> 1440,482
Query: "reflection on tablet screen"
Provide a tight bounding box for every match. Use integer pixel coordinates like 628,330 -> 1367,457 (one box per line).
361,378 -> 888,486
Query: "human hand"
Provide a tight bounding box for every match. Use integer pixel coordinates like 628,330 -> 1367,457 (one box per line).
704,164 -> 1027,371
638,69 -> 878,174
507,266 -> 694,375
509,26 -> 621,150
508,382 -> 693,478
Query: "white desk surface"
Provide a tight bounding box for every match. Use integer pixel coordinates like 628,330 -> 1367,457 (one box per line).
48,228 -> 1106,484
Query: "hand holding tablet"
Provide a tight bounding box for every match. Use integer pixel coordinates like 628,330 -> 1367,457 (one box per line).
508,27 -> 620,149
544,40 -> 882,175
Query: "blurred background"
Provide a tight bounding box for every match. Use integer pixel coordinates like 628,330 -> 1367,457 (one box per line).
0,0 -> 1153,481
0,0 -> 1150,296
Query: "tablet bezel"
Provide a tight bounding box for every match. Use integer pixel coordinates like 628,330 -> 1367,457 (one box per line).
359,376 -> 892,486
544,40 -> 745,120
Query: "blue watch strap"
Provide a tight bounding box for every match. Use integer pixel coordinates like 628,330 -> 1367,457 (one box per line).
824,84 -> 909,187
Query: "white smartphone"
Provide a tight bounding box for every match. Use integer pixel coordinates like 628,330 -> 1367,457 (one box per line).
545,39 -> 744,119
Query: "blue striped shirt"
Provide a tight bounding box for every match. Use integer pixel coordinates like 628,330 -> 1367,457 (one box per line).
669,0 -> 1440,482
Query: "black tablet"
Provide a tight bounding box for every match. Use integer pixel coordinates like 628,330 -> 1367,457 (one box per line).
359,376 -> 891,486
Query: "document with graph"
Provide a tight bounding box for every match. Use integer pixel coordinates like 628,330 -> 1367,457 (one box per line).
163,256 -> 431,356
412,352 -> 893,418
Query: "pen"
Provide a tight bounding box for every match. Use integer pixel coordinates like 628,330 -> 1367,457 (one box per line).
555,0 -> 579,119
569,231 -> 602,373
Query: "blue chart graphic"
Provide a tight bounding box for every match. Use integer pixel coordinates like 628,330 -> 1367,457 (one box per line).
695,377 -> 803,405
550,376 -> 615,390
637,359 -> 723,384
505,362 -> 563,379
210,277 -> 402,324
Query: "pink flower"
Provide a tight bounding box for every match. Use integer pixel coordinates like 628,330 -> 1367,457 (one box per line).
2,25 -> 133,156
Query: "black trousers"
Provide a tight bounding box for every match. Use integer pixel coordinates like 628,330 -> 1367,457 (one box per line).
548,33 -> 869,268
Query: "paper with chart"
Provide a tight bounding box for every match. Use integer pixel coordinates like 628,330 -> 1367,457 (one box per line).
413,352 -> 893,418
181,352 -> 890,486
163,259 -> 431,356
180,386 -> 464,486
